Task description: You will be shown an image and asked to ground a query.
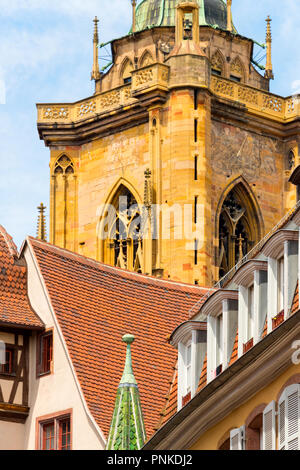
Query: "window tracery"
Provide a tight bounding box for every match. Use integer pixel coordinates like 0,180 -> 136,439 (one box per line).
54,155 -> 74,175
211,50 -> 225,77
230,57 -> 244,82
218,187 -> 260,278
106,186 -> 143,272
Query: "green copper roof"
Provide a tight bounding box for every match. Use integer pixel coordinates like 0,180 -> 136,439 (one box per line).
134,0 -> 237,33
106,335 -> 147,450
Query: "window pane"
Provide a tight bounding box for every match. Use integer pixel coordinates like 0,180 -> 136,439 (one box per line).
58,418 -> 71,450
248,285 -> 254,340
0,348 -> 14,374
43,423 -> 55,450
277,257 -> 284,312
186,344 -> 191,366
40,333 -> 53,374
216,315 -> 223,365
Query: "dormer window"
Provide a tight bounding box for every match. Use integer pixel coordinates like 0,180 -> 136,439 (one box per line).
205,290 -> 238,382
215,314 -> 223,374
247,284 -> 254,341
262,230 -> 298,334
233,260 -> 268,357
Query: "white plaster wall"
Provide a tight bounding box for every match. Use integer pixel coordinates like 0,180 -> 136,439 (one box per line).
0,421 -> 24,450
23,244 -> 106,450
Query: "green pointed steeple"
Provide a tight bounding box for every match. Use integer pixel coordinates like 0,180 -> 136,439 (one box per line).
106,334 -> 147,450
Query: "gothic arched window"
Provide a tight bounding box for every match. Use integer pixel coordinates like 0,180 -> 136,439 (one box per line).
287,150 -> 295,171
51,154 -> 77,250
211,50 -> 225,77
54,155 -> 74,175
218,185 -> 261,279
230,57 -> 244,83
105,185 -> 143,272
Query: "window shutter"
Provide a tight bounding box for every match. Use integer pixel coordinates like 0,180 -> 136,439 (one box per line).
278,390 -> 286,450
262,401 -> 276,450
230,426 -> 245,450
279,384 -> 300,450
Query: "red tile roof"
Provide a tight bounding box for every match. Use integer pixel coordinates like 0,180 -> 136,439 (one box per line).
291,281 -> 299,315
159,363 -> 178,428
0,227 -> 43,329
27,237 -> 209,440
229,331 -> 238,366
197,353 -> 207,393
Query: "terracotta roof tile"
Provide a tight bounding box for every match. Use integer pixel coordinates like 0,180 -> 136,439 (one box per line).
0,227 -> 43,329
28,237 -> 209,440
159,363 -> 178,427
291,281 -> 299,315
229,331 -> 238,366
262,316 -> 268,338
197,353 -> 207,393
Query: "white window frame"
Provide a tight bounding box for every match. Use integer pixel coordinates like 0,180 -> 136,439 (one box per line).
278,384 -> 300,450
230,425 -> 245,450
262,400 -> 276,450
238,283 -> 256,357
277,256 -> 285,314
177,333 -> 198,410
246,283 -> 254,343
184,341 -> 192,396
267,251 -> 285,334
207,312 -> 223,382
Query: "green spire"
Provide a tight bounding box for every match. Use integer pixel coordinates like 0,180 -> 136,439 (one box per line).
106,334 -> 147,450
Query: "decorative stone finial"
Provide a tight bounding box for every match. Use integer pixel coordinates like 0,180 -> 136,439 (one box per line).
120,334 -> 137,385
144,168 -> 152,209
106,334 -> 147,450
91,16 -> 101,82
131,0 -> 137,33
227,0 -> 232,32
264,16 -> 274,80
37,203 -> 47,242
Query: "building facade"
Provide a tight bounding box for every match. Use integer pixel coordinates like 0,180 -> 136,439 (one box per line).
0,224 -> 207,449
144,202 -> 300,450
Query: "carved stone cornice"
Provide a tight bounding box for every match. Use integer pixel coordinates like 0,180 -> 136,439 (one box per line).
144,309 -> 300,450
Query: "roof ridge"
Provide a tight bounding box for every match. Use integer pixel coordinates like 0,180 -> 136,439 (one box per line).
27,237 -> 210,294
0,225 -> 18,259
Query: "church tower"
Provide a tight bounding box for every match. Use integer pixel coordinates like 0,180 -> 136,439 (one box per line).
37,0 -> 300,287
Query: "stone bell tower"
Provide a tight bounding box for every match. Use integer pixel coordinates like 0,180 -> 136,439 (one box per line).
37,0 -> 300,287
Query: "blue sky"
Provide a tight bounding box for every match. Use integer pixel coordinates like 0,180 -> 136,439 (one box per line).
0,0 -> 299,248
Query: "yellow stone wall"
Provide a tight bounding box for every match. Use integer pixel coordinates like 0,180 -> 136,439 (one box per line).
48,79 -> 298,286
